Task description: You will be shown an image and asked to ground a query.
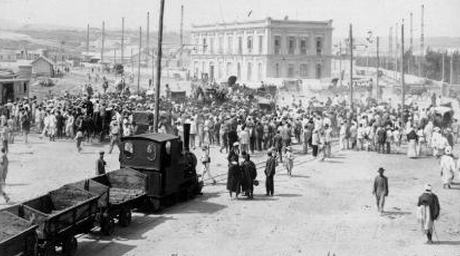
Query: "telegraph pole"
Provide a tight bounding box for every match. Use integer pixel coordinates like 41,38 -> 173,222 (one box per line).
401,22 -> 406,119
180,5 -> 184,46
450,54 -> 454,84
86,24 -> 90,61
121,17 -> 125,65
101,21 -> 105,63
419,4 -> 425,77
395,22 -> 399,81
409,12 -> 413,74
154,0 -> 165,132
146,12 -> 150,69
442,51 -> 445,82
349,24 -> 354,111
376,36 -> 380,100
388,26 -> 393,70
131,48 -> 134,74
138,27 -> 142,93
339,42 -> 342,86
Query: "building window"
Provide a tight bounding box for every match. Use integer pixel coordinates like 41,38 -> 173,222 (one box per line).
202,38 -> 207,53
237,63 -> 241,78
247,36 -> 253,53
274,36 -> 281,55
227,36 -> 233,54
275,63 -> 280,78
218,62 -> 223,79
316,63 -> 322,78
316,37 -> 322,55
210,37 -> 214,54
258,35 -> 263,54
218,37 -> 223,54
257,62 -> 263,81
288,37 -> 295,54
238,37 -> 243,54
247,62 -> 252,81
288,64 -> 295,77
227,62 -> 232,77
300,38 -> 307,54
300,64 -> 308,77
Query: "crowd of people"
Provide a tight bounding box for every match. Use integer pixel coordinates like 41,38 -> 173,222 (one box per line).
0,72 -> 459,244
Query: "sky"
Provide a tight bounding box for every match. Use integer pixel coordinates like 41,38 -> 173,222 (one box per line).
0,0 -> 459,39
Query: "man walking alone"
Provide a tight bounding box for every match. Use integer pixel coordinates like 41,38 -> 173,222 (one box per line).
372,167 -> 388,214
417,184 -> 440,244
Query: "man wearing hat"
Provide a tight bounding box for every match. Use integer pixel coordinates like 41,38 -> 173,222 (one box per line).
372,167 -> 389,214
108,116 -> 121,154
95,151 -> 107,175
417,184 -> 440,244
440,147 -> 455,189
264,151 -> 277,196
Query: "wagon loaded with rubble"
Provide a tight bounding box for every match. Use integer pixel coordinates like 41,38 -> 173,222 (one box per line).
0,207 -> 39,256
19,185 -> 99,256
71,168 -> 147,233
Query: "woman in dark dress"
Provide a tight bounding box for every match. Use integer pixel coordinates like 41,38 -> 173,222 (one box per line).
227,161 -> 242,199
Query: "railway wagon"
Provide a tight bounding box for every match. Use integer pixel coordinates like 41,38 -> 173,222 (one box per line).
21,185 -> 99,256
71,167 -> 147,233
0,208 -> 39,256
120,132 -> 202,211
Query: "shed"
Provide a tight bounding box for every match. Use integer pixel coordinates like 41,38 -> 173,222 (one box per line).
31,56 -> 55,77
0,78 -> 30,104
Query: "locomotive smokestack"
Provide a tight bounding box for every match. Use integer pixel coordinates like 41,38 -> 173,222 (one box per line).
183,123 -> 190,151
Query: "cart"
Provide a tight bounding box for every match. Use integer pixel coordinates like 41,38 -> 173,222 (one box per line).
21,185 -> 99,256
72,168 -> 147,231
0,207 -> 39,256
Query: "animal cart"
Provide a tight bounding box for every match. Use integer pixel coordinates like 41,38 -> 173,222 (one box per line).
0,208 -> 39,256
21,185 -> 99,256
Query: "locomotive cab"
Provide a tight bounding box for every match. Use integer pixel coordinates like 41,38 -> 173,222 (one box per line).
120,133 -> 202,211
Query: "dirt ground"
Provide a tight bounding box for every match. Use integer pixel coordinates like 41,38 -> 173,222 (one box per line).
1,133 -> 459,256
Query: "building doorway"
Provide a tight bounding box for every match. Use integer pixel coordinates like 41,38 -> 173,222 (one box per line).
316,63 -> 322,79
1,83 -> 14,104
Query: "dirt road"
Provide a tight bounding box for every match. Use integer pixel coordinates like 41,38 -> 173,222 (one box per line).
1,133 -> 459,256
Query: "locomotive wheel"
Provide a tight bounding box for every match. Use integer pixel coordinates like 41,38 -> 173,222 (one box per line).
40,242 -> 56,256
62,237 -> 78,256
24,232 -> 38,256
118,209 -> 132,227
100,216 -> 115,236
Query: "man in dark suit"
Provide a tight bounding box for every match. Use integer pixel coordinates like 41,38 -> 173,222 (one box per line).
96,151 -> 107,175
264,151 -> 277,196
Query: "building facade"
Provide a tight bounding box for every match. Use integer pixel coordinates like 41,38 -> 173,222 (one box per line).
31,56 -> 55,77
189,18 -> 333,86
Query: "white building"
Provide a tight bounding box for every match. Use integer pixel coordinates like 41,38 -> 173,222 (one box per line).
189,18 -> 333,86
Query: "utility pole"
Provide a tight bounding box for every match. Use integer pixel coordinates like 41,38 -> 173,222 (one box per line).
101,21 -> 105,63
442,51 -> 445,82
138,26 -> 142,93
395,22 -> 399,81
349,24 -> 354,111
114,50 -> 117,64
154,0 -> 165,132
86,24 -> 90,61
131,48 -> 134,74
146,12 -> 150,69
401,22 -> 406,119
409,12 -> 413,74
180,5 -> 184,46
419,4 -> 425,77
376,36 -> 380,100
388,26 -> 393,70
339,41 -> 342,86
121,17 -> 125,65
450,54 -> 454,84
